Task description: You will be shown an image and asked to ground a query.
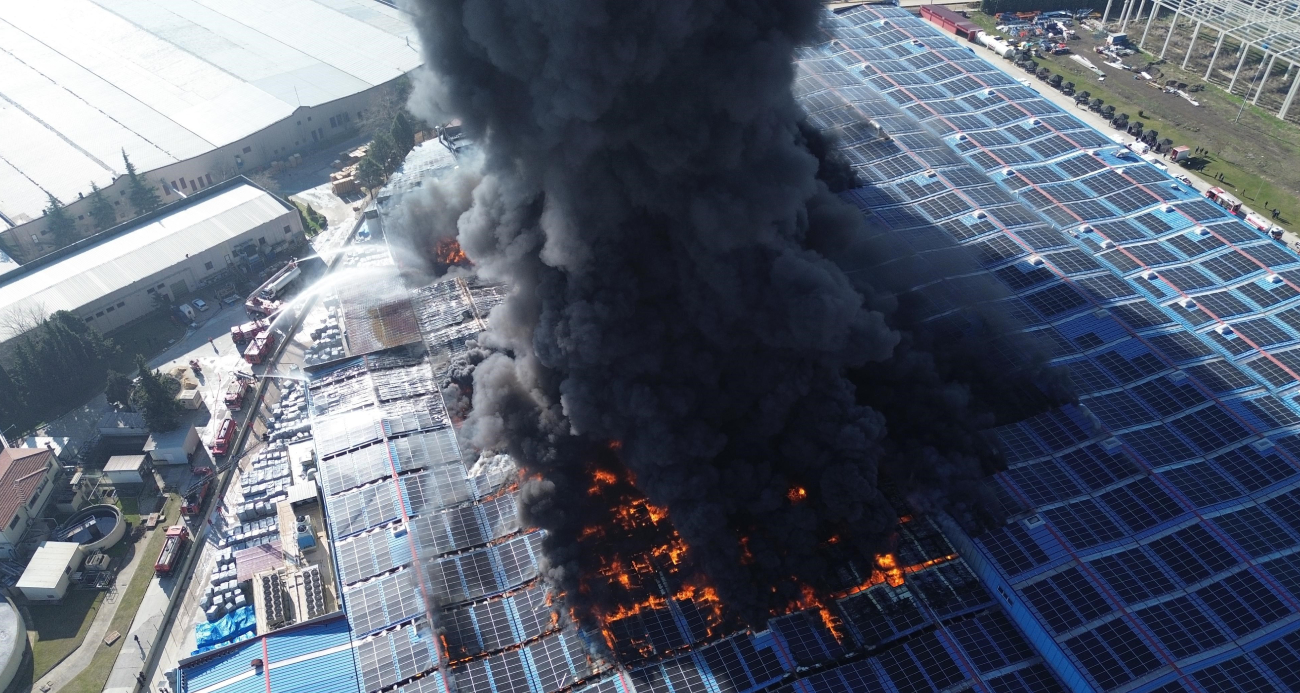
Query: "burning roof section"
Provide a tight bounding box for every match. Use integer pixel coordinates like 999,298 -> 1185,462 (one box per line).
806,5 -> 1300,691
284,157 -> 1073,692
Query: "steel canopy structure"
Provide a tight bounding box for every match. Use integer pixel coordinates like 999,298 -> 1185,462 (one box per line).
1109,0 -> 1300,118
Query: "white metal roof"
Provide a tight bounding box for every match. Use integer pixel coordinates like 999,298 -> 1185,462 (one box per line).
0,0 -> 421,225
16,541 -> 82,590
104,455 -> 147,473
0,182 -> 291,341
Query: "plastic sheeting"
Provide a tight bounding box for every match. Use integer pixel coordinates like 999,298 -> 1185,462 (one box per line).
194,606 -> 256,653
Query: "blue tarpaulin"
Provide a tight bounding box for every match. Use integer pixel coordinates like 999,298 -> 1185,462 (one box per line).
193,606 -> 256,653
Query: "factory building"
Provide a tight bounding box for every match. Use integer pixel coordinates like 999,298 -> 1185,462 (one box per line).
0,178 -> 304,347
0,0 -> 421,263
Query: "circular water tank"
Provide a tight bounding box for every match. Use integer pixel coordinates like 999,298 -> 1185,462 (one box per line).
0,595 -> 24,692
56,504 -> 125,552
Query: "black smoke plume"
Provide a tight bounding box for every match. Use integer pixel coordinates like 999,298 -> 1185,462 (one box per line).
399,0 -> 1070,625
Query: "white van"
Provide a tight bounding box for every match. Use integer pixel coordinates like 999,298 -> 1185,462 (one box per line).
178,303 -> 197,321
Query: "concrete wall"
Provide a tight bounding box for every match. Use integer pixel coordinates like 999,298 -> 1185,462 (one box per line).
18,570 -> 70,602
1,80 -> 395,263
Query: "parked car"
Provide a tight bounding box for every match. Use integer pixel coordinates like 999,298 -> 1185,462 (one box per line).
192,298 -> 210,311
1175,174 -> 1193,186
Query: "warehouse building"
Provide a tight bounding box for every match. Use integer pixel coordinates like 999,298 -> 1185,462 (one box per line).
0,178 -> 304,347
0,0 -> 421,262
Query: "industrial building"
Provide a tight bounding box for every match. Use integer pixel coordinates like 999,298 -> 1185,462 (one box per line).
0,0 -> 421,262
177,5 -> 1300,693
0,177 -> 305,347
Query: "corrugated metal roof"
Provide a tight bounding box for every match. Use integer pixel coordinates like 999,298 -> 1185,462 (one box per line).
0,182 -> 290,340
179,615 -> 360,693
16,541 -> 81,590
0,0 -> 421,223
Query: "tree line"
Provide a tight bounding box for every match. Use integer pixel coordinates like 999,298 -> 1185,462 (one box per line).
0,311 -> 183,437
39,151 -> 162,251
355,111 -> 422,191
0,311 -> 118,435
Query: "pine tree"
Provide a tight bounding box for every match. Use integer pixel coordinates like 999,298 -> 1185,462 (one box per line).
105,370 -> 131,407
88,182 -> 117,230
356,155 -> 385,190
369,132 -> 396,172
133,354 -> 181,432
43,194 -> 77,247
0,364 -> 24,431
390,112 -> 415,161
122,150 -> 161,215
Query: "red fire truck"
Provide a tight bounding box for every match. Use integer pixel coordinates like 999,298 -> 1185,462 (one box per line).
181,469 -> 214,516
155,525 -> 190,575
223,380 -> 248,411
230,319 -> 269,350
1205,187 -> 1243,215
211,417 -> 236,457
245,260 -> 301,319
242,329 -> 276,365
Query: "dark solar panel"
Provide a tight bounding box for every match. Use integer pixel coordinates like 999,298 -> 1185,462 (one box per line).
355,620 -> 438,693
336,524 -> 412,586
344,568 -> 425,635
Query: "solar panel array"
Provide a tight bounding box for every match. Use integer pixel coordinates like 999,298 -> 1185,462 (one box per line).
277,10 -> 1183,688
806,5 -> 1300,692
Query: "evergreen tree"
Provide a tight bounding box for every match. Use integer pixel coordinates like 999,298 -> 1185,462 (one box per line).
88,182 -> 117,230
390,112 -> 415,161
356,155 -> 385,190
122,150 -> 161,215
43,194 -> 77,247
105,370 -> 132,407
133,354 -> 181,432
0,364 -> 23,431
369,132 -> 397,172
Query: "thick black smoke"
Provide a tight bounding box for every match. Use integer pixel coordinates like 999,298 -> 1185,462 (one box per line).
399,0 -> 1068,624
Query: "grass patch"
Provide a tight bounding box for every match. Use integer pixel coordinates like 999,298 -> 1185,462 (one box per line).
27,589 -> 107,680
1040,64 -> 1300,226
60,495 -> 178,693
118,497 -> 141,529
293,201 -> 326,238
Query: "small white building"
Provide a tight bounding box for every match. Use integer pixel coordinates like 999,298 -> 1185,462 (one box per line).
16,541 -> 84,602
144,425 -> 201,466
103,455 -> 151,488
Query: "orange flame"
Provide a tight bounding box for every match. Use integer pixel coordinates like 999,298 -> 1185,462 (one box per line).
877,553 -> 904,588
739,536 -> 755,565
434,237 -> 469,266
589,469 -> 618,495
787,486 -> 807,503
608,440 -> 623,451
